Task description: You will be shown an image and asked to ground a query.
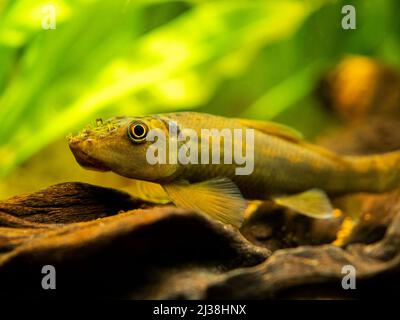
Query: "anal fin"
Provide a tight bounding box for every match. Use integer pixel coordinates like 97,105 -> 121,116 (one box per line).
273,188 -> 333,219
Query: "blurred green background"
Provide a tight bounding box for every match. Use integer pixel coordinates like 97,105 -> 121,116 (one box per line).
0,0 -> 399,199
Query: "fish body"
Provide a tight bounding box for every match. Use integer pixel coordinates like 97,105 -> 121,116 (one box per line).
156,113 -> 399,196
68,112 -> 400,226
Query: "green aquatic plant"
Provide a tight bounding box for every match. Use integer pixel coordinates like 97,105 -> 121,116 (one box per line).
0,0 -> 399,179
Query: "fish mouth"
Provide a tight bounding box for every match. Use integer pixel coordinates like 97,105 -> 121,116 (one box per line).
69,142 -> 110,172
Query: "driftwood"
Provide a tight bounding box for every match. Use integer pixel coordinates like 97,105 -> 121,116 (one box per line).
0,180 -> 400,298
0,183 -> 269,298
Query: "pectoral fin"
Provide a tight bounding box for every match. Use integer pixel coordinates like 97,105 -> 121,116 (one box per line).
162,178 -> 246,227
273,188 -> 333,219
123,179 -> 170,203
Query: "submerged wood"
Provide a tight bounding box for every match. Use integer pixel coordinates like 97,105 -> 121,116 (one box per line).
0,177 -> 399,298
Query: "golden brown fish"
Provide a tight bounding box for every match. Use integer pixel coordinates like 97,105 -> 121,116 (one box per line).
68,112 -> 400,227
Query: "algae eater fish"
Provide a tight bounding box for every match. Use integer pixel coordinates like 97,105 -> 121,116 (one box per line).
68,112 -> 400,227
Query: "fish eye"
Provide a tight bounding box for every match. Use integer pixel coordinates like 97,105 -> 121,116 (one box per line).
127,121 -> 149,143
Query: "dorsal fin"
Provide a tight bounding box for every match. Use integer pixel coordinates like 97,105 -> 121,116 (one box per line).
298,141 -> 350,165
235,118 -> 303,142
236,118 -> 347,165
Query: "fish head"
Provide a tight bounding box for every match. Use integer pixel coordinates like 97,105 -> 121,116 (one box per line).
68,115 -> 180,182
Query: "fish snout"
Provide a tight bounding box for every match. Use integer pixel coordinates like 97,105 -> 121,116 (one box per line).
68,137 -> 110,172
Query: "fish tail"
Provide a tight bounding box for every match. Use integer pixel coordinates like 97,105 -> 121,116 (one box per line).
346,150 -> 400,192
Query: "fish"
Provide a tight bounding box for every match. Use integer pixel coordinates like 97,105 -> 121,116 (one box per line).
68,112 -> 400,227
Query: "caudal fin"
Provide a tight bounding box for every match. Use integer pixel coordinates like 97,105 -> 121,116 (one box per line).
346,151 -> 400,193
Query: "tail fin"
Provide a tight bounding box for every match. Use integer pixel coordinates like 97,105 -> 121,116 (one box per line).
345,150 -> 400,193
